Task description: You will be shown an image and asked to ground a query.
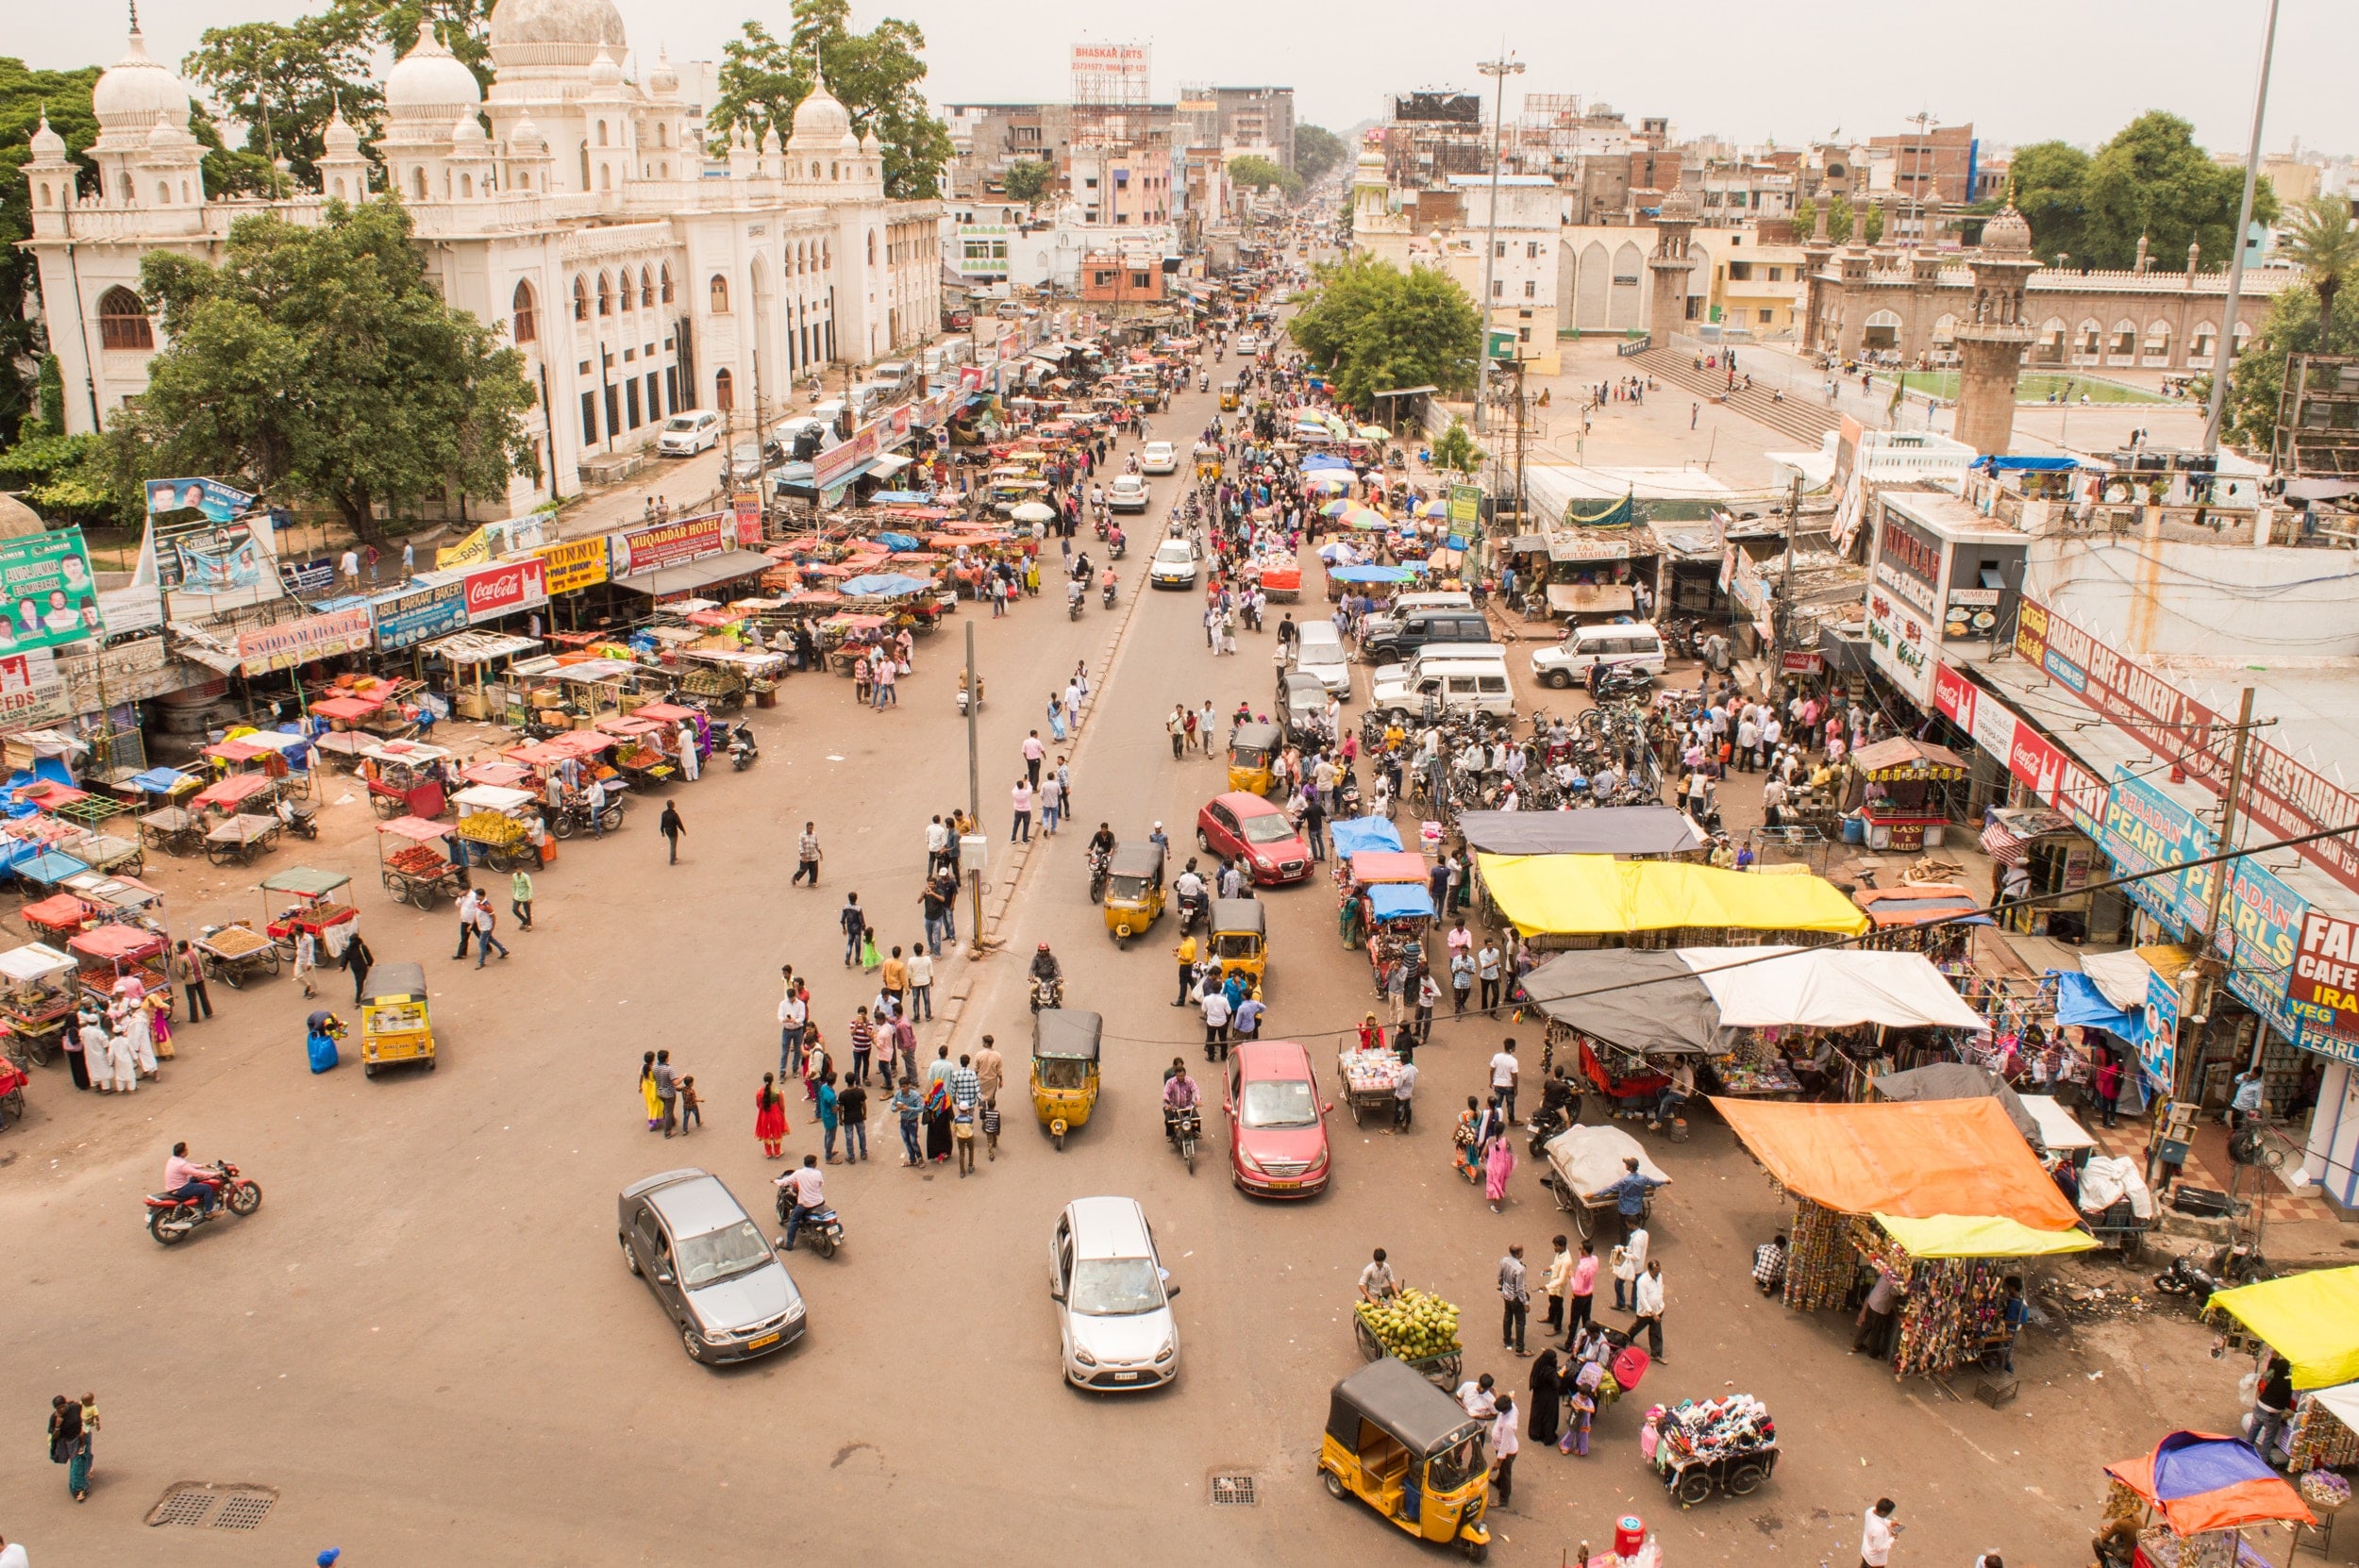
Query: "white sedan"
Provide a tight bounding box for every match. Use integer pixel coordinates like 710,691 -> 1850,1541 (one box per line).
1051,1197 -> 1180,1392
1140,441 -> 1178,475
1148,540 -> 1199,589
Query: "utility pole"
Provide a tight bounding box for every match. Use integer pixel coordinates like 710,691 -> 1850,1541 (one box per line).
1472,50 -> 1524,437
1774,470 -> 1801,681
964,618 -> 984,958
2202,0 -> 2282,456
1905,110 -> 1938,246
2184,687 -> 2257,1101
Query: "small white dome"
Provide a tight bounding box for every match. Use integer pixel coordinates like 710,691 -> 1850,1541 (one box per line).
92,25 -> 191,132
648,46 -> 679,98
29,113 -> 67,158
322,107 -> 361,153
1981,204 -> 2033,257
510,113 -> 546,152
790,80 -> 852,146
586,40 -> 623,90
861,127 -> 880,155
452,109 -> 488,146
760,123 -> 782,156
145,112 -> 197,151
387,25 -> 482,110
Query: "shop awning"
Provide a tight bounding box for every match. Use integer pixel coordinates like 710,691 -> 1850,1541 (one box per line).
1330,816 -> 1404,857
1520,949 -> 1732,1057
2207,1267 -> 2359,1390
1523,946 -> 1984,1056
1854,883 -> 1989,928
2079,949 -> 2160,1011
1456,807 -> 1700,858
1710,1096 -> 2083,1230
614,552 -> 771,597
1478,854 -> 1870,938
1870,1213 -> 2098,1258
1366,883 -> 1434,920
1871,1062 -> 2034,1140
422,630 -> 541,663
2105,1432 -> 2317,1535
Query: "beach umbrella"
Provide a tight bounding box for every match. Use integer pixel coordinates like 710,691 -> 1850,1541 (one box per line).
1010,501 -> 1055,524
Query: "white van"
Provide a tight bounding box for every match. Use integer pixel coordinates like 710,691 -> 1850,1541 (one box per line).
1370,645 -> 1514,720
657,409 -> 721,457
1291,620 -> 1353,699
1530,621 -> 1667,687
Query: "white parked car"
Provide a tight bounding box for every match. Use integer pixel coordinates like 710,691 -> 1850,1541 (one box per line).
1050,1196 -> 1179,1391
1140,441 -> 1179,475
1148,540 -> 1199,589
1108,474 -> 1152,513
657,410 -> 721,456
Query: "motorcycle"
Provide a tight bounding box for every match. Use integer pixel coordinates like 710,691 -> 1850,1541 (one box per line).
1167,1105 -> 1201,1175
1029,973 -> 1065,1012
547,794 -> 626,840
1066,586 -> 1084,622
956,675 -> 985,715
725,725 -> 760,771
1101,579 -> 1117,610
1594,665 -> 1654,702
1177,890 -> 1208,936
1094,516 -> 1109,541
1109,531 -> 1127,560
1526,1102 -> 1574,1159
2155,1240 -> 2267,1309
1088,847 -> 1111,904
773,1184 -> 845,1259
144,1159 -> 262,1245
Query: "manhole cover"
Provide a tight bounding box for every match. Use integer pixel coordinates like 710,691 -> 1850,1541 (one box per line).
148,1483 -> 277,1530
1209,1473 -> 1257,1506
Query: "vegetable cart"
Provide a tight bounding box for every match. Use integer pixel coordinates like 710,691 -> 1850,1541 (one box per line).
190,922 -> 280,988
203,813 -> 282,867
1351,1287 -> 1464,1388
1651,1393 -> 1779,1506
66,926 -> 173,1018
0,942 -> 79,1066
376,816 -> 467,909
451,785 -> 540,872
1336,1046 -> 1402,1127
1541,1123 -> 1669,1240
260,867 -> 356,960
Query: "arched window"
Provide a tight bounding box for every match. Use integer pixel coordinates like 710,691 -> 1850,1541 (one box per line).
1862,309 -> 1901,350
96,286 -> 153,350
597,273 -> 613,315
640,267 -> 654,309
617,272 -> 632,311
573,275 -> 590,321
36,181 -> 50,209
411,167 -> 427,199
821,241 -> 829,269
512,280 -> 537,344
155,180 -> 171,205
829,161 -> 838,181
599,164 -> 611,192
714,368 -> 734,410
460,174 -> 473,199
579,142 -> 590,188
2078,320 -> 2101,358
2111,319 -> 2137,358
709,275 -> 730,313
597,121 -> 609,148
1931,313 -> 1957,344
656,123 -> 668,148
867,231 -> 876,265
332,176 -> 346,200
811,161 -> 821,179
660,264 -> 674,304
2143,321 -> 2171,358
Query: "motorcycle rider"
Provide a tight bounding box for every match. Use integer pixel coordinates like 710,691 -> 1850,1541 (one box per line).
1065,575 -> 1085,615
163,1140 -> 217,1216
1086,822 -> 1117,861
1163,1062 -> 1201,1143
775,1154 -> 827,1251
1029,942 -> 1064,999
1173,858 -> 1208,927
1100,564 -> 1118,606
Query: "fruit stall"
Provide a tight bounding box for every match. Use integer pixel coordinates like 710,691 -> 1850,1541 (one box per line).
1352,1287 -> 1464,1386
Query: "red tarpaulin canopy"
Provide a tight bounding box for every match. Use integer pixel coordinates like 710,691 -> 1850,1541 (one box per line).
191,773 -> 275,810
68,925 -> 164,960
309,695 -> 383,723
21,893 -> 94,928
376,815 -> 454,842
1350,850 -> 1430,885
458,761 -> 532,788
2105,1431 -> 2317,1535
633,702 -> 699,724
1711,1096 -> 2083,1230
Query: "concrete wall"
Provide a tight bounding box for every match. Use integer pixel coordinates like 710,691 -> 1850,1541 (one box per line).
2028,536 -> 2359,659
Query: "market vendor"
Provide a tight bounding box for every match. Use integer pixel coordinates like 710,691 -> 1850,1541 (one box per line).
1651,1059 -> 1697,1129
1787,1037 -> 1839,1097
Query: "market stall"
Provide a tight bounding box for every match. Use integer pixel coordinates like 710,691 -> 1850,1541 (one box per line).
1981,806 -> 2101,941
359,742 -> 449,820
1843,738 -> 1967,853
66,924 -> 174,1017
450,784 -> 544,872
419,629 -> 543,722
2100,1430 -> 2317,1568
0,942 -> 79,1065
1479,853 -> 1871,953
376,815 -> 467,909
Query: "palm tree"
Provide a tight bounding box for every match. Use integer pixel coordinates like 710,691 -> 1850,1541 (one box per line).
2280,195 -> 2359,343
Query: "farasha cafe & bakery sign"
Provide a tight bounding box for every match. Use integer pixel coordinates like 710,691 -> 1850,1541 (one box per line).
2291,911 -> 2359,1041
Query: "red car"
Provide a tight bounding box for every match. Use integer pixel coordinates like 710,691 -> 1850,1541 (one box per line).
1224,1040 -> 1332,1198
1196,792 -> 1312,886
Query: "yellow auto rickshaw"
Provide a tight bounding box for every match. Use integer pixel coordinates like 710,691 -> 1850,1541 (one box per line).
1228,721 -> 1283,795
1211,896 -> 1266,993
1318,1358 -> 1493,1561
359,960 -> 435,1077
1029,1008 -> 1101,1150
1101,841 -> 1166,944
1219,384 -> 1241,412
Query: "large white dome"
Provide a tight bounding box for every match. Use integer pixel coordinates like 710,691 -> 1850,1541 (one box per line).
387,25 -> 482,111
789,81 -> 852,148
489,0 -> 627,67
92,25 -> 190,133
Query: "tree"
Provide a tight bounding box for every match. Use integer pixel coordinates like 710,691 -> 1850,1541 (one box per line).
711,0 -> 952,200
2222,279 -> 2359,453
1287,254 -> 1481,410
1824,194 -> 1854,245
2278,195 -> 2358,344
1861,203 -> 1883,245
1229,154 -> 1300,198
1000,158 -> 1053,207
1294,125 -> 1347,186
1430,419 -> 1481,475
1,58 -> 101,446
2009,140 -> 2091,263
129,198 -> 535,541
2079,112 -> 2275,272
181,8 -> 383,186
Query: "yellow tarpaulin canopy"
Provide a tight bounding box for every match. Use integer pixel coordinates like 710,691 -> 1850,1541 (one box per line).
1478,854 -> 1872,939
2208,1266 -> 2359,1390
1872,1212 -> 2099,1258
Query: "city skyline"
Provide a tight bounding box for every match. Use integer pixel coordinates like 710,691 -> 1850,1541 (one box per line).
13,0 -> 2356,166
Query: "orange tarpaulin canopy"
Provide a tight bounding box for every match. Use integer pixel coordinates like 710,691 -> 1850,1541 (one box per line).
1710,1096 -> 2082,1230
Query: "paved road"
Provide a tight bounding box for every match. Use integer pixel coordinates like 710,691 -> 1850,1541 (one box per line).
0,365 -> 2237,1566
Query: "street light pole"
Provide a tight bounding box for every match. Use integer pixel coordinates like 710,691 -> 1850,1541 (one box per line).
1473,50 -> 1524,437
2203,0 -> 2283,455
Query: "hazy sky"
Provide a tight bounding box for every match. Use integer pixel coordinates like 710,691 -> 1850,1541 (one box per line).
21,0 -> 2354,158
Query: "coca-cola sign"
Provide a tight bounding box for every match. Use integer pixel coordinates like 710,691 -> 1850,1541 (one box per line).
461,558 -> 546,624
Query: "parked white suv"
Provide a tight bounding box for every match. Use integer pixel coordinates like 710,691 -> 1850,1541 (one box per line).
1109,474 -> 1151,513
658,410 -> 721,456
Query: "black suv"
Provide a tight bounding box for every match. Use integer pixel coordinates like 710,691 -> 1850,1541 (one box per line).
1361,609 -> 1492,665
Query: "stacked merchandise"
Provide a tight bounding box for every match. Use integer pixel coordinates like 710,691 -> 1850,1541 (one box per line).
1338,1050 -> 1402,1097
385,844 -> 448,878
2133,1526 -> 2236,1568
2289,1394 -> 2359,1474
1354,1288 -> 1462,1364
1652,1393 -> 1776,1475
1708,1039 -> 1802,1097
1852,1217 -> 2011,1376
1781,1200 -> 1853,1312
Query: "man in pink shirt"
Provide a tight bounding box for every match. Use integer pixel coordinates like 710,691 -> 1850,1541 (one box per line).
1563,1237 -> 1599,1343
163,1141 -> 215,1214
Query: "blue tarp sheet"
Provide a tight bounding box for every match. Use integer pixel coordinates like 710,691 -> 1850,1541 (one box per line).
1969,456 -> 2087,473
838,573 -> 932,597
130,768 -> 190,794
1330,816 -> 1405,857
2050,970 -> 2138,1034
874,529 -> 925,549
15,849 -> 89,885
1300,454 -> 1354,472
1367,883 -> 1435,920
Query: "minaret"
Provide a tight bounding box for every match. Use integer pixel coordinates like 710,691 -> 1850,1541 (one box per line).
24,113 -> 76,232
1647,182 -> 1698,342
1799,194 -> 1835,351
317,102 -> 370,202
1952,204 -> 2041,457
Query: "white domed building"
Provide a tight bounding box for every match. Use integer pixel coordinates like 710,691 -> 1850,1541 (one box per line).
22,1 -> 942,518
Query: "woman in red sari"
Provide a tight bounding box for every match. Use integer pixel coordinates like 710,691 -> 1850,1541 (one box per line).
755,1073 -> 791,1159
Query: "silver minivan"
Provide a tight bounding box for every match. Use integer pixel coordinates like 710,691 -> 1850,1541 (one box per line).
1051,1195 -> 1180,1391
1292,619 -> 1352,699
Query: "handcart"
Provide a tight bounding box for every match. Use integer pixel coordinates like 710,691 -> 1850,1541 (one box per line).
1651,1393 -> 1779,1505
59,829 -> 144,880
1350,1286 -> 1464,1388
360,742 -> 449,820
376,816 -> 467,909
451,785 -> 540,872
19,892 -> 96,947
260,868 -> 356,961
138,807 -> 203,857
1540,1123 -> 1669,1240
0,942 -> 79,1066
1335,1045 -> 1402,1128
66,926 -> 173,1018
204,813 -> 283,867
190,921 -> 281,989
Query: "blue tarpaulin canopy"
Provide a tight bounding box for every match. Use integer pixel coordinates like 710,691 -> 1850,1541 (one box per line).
875,529 -> 925,549
837,573 -> 932,597
130,768 -> 191,794
1367,883 -> 1435,920
16,849 -> 90,885
2050,970 -> 2138,1034
1969,456 -> 2088,472
1330,564 -> 1418,584
1330,816 -> 1405,857
1301,454 -> 1354,473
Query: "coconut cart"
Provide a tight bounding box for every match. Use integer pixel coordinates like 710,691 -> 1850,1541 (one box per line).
1351,1287 -> 1464,1388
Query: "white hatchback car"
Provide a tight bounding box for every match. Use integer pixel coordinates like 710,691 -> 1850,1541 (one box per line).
1140,441 -> 1179,475
1050,1196 -> 1179,1391
1148,539 -> 1199,589
657,410 -> 721,456
1109,473 -> 1152,513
